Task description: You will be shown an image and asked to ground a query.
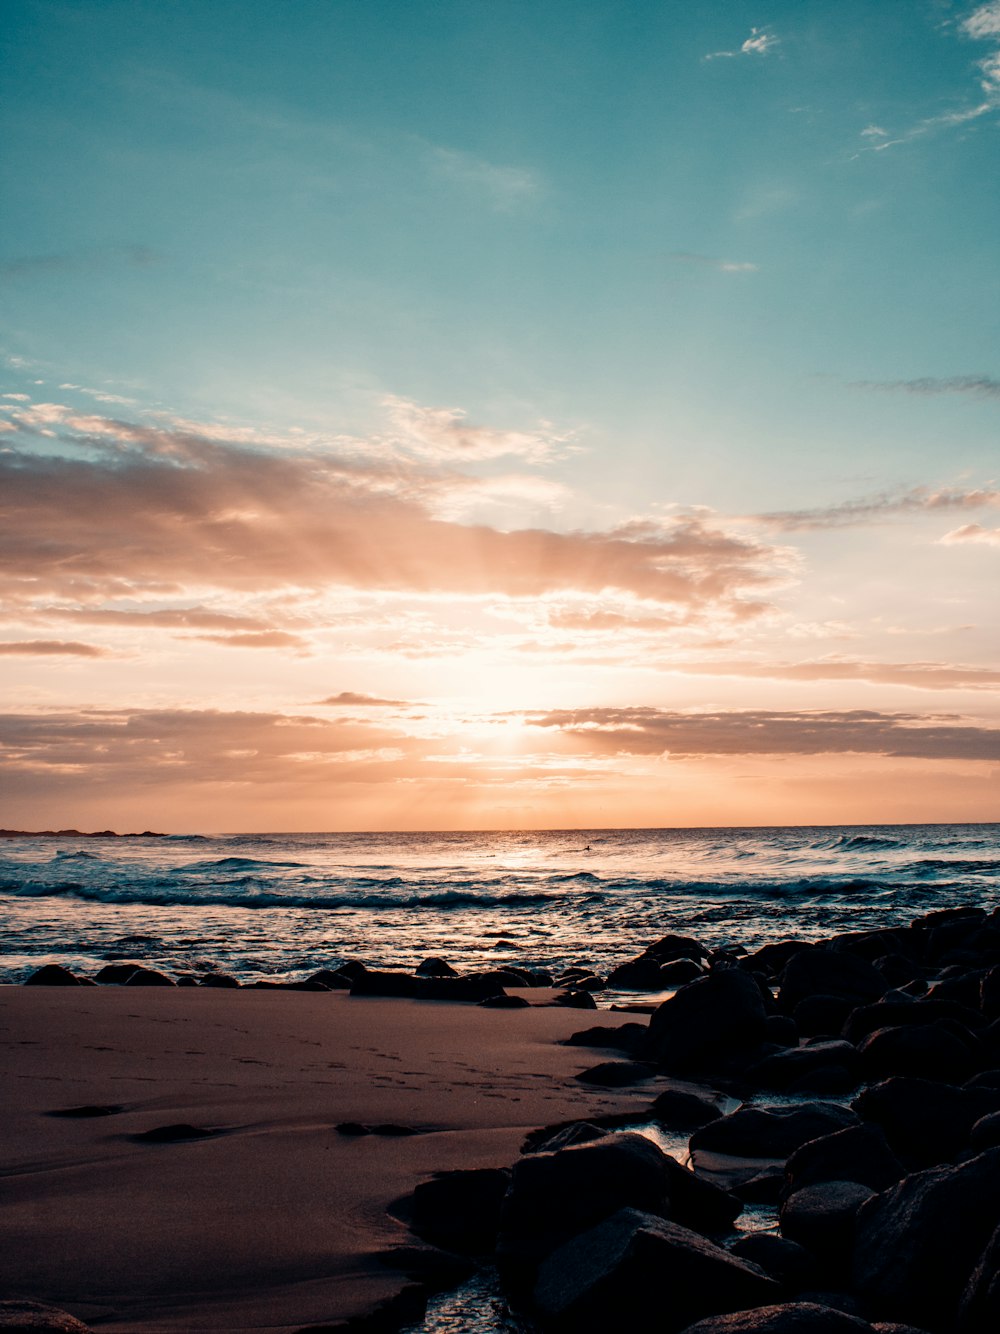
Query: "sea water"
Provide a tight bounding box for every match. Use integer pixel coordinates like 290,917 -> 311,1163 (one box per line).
2,823 -> 999,983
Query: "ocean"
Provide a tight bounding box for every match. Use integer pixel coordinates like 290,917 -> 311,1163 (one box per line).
3,823 -> 999,987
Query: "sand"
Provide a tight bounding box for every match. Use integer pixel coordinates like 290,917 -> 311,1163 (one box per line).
0,986 -> 654,1332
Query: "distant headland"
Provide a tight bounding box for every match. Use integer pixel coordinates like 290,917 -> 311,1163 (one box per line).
0,829 -> 166,839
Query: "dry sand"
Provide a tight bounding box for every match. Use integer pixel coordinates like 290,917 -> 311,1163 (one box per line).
0,987 -> 655,1332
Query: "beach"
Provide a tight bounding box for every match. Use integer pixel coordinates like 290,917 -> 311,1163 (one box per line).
0,986 -> 650,1331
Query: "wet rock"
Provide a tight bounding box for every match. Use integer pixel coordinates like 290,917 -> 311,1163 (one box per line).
410,1167 -> 510,1254
532,1207 -> 780,1334
0,1300 -> 94,1331
852,1146 -> 1000,1329
549,988 -> 598,1009
678,1302 -> 873,1333
522,1121 -> 609,1154
24,964 -> 86,986
124,968 -> 175,986
651,1083 -> 734,1130
783,1122 -> 904,1195
734,1170 -> 785,1204
200,972 -> 240,988
660,958 -> 706,986
94,962 -> 143,984
415,957 -> 457,977
608,956 -> 669,989
729,1234 -> 818,1290
350,969 -> 516,1002
645,969 -> 770,1071
739,940 -> 813,979
778,949 -> 888,1015
779,1181 -> 874,1271
479,993 -> 530,1008
690,1103 -> 857,1160
305,968 -> 354,988
842,998 -> 984,1046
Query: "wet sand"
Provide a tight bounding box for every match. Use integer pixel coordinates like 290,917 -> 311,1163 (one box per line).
0,987 -> 651,1331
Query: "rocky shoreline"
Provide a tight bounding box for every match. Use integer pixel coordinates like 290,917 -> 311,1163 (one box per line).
9,901 -> 1000,1332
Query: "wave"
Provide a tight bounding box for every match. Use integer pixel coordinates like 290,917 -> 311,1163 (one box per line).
52,850 -> 102,861
176,857 -> 309,872
829,834 -> 902,851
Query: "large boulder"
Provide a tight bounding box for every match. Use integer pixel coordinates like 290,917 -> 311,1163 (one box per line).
497,1132 -> 740,1277
689,1104 -> 857,1161
853,1077 -> 1000,1166
0,1301 -> 94,1331
532,1207 -> 780,1334
957,1218 -> 1000,1333
23,964 -> 87,987
728,1235 -> 817,1290
842,999 -> 985,1046
852,1147 -> 1000,1329
779,1181 -> 875,1271
778,950 -> 888,1014
645,970 -> 770,1071
651,1083 -> 735,1130
678,1303 -> 874,1333
124,967 -> 175,986
858,1022 -> 980,1083
783,1123 -> 904,1196
748,1041 -> 859,1092
409,1167 -> 510,1254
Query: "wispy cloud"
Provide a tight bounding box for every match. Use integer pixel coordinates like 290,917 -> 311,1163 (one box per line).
523,706 -> 1000,762
671,252 -> 760,274
0,640 -> 107,657
757,484 -> 1000,531
705,27 -> 779,61
939,522 -> 1000,547
850,374 -> 1000,399
428,145 -> 542,211
674,657 -> 1000,691
384,395 -> 572,463
319,692 -> 409,707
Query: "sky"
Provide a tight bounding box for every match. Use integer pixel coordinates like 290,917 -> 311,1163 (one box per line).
1,0 -> 999,832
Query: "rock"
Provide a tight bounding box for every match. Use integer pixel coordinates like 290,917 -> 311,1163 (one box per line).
124,968 -> 175,986
779,1181 -> 875,1270
763,1015 -> 799,1047
778,949 -> 888,1014
748,1040 -> 859,1091
199,972 -> 240,988
24,964 -> 84,986
497,1132 -> 740,1278
415,957 -> 457,977
794,995 -> 856,1038
740,940 -> 813,978
94,962 -> 143,984
566,1023 -> 648,1054
350,969 -> 515,1002
48,1104 -> 125,1118
532,1207 -> 780,1334
409,1167 -> 510,1254
134,1123 -> 218,1142
575,1060 -> 656,1086
735,1170 -> 785,1204
651,1084 -> 734,1130
479,993 -> 530,1008
678,1302 -> 874,1333
852,1146 -> 1000,1329
784,1123 -> 904,1195
558,973 -> 606,992
729,1234 -> 818,1289
956,1218 -> 1000,1333
0,1300 -> 94,1331
660,958 -> 707,986
690,1104 -> 857,1160
522,1121 -> 610,1154
981,965 -> 1000,1020
608,956 -> 670,989
858,1022 -> 979,1082
870,1325 -> 933,1334
842,998 -> 984,1047
305,968 -> 354,988
969,1110 -> 1000,1150
645,969 -> 770,1071
853,1077 -> 1000,1166
549,988 -> 598,1009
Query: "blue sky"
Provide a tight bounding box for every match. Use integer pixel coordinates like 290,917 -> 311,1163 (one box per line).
1,1 -> 999,829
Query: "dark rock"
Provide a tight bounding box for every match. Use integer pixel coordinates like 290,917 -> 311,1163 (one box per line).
690,1103 -> 857,1160
133,1123 -> 218,1142
549,988 -> 598,1009
645,969 -> 770,1071
924,969 -> 988,1009
566,1022 -> 648,1054
784,1123 -> 904,1195
48,1104 -> 125,1118
497,1132 -> 740,1278
410,1167 -> 510,1254
795,1292 -> 869,1319
374,1242 -> 475,1293
24,964 -> 84,987
969,1110 -> 1000,1150
729,1234 -> 818,1290
305,968 -> 354,989
371,1123 -> 421,1136
575,1060 -> 657,1086
478,993 -> 529,1008
124,968 -> 175,987
853,1146 -> 1000,1329
763,1015 -> 799,1047
522,1121 -> 610,1154
350,969 -> 516,1002
532,1207 -> 780,1334
870,1325 -> 933,1334
981,965 -> 1000,1020
794,995 -> 856,1038
740,940 -> 813,978
858,1021 -> 980,1083
336,1122 -> 371,1136
0,1300 -> 94,1331
558,973 -> 606,992
646,934 -> 710,963
677,1301 -> 873,1333
853,1077 -> 1000,1166
842,998 -> 984,1046
200,972 -> 240,988
608,956 -> 669,989
660,958 -> 706,986
748,1040 -> 859,1091
966,1068 -> 1000,1089
415,957 -> 458,977
94,962 -> 142,984
176,974 -> 200,987
651,1084 -> 733,1130
779,1181 -> 875,1270
735,1170 -> 785,1204
956,1218 -> 1000,1333
778,949 -> 888,1014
